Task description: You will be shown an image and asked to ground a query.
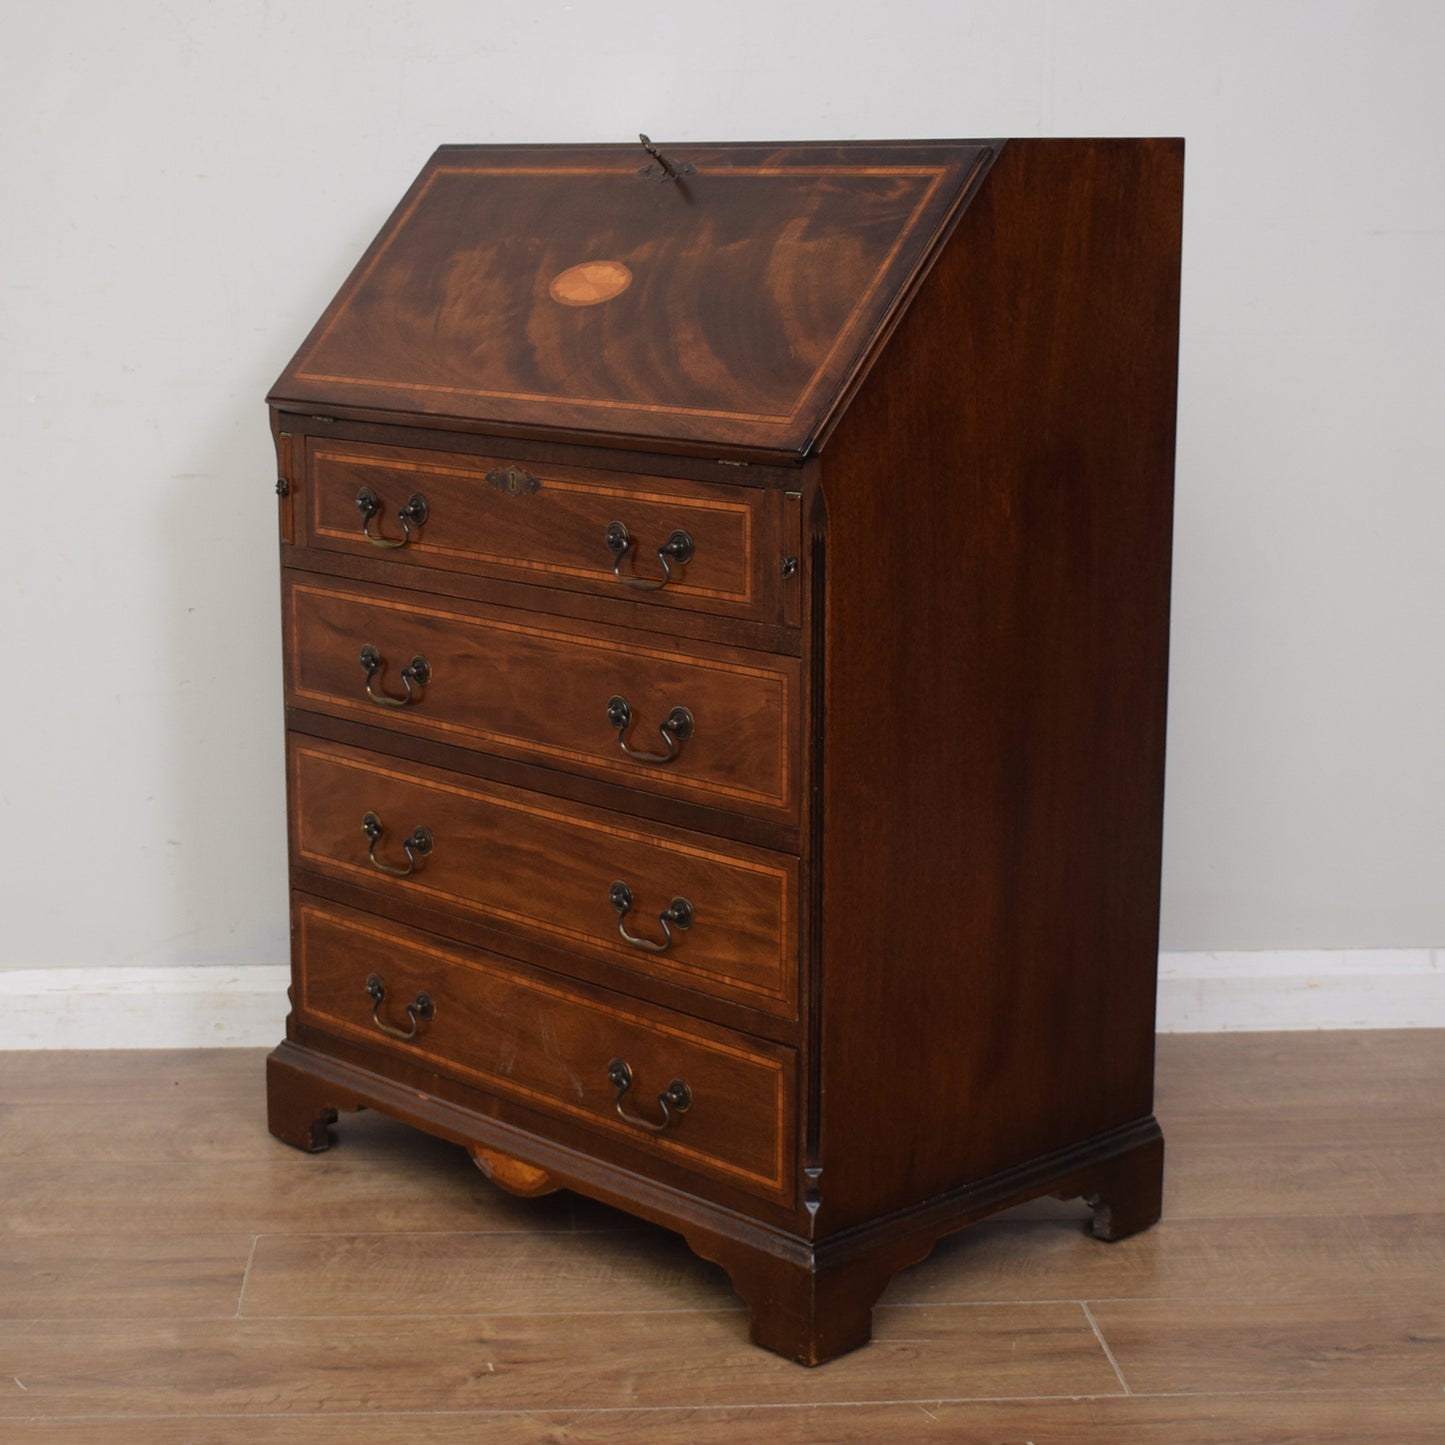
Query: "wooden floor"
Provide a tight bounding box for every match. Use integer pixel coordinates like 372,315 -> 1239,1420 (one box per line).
2,1031 -> 1442,1442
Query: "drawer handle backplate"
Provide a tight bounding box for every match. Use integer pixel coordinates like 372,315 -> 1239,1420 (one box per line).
365,973 -> 435,1042
355,486 -> 428,548
607,695 -> 693,764
359,645 -> 431,708
608,1057 -> 692,1133
604,520 -> 694,590
609,880 -> 693,954
362,811 -> 433,877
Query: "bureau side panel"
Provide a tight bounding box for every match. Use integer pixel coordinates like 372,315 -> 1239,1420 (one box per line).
811,138 -> 1183,1230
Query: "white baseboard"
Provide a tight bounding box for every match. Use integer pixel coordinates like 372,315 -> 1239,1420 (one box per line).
0,966 -> 292,1049
1157,948 -> 1443,1031
0,952 -> 1440,1049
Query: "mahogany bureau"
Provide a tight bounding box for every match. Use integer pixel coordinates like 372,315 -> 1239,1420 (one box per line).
266,137 -> 1184,1364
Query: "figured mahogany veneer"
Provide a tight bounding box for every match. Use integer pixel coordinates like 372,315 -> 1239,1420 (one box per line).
271,142 -> 994,455
306,438 -> 782,622
283,574 -> 800,819
291,897 -> 796,1203
289,737 -> 798,1015
268,137 -> 1183,1366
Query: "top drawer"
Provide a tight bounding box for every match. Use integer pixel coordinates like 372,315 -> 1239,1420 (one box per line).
301,438 -> 783,623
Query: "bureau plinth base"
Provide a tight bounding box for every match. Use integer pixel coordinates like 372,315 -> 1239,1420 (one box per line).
686,1127 -> 1165,1366
1071,1130 -> 1167,1242
266,1039 -> 1163,1366
266,1041 -> 367,1152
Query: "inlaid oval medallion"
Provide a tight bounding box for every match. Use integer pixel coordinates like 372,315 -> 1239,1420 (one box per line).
549,259 -> 633,307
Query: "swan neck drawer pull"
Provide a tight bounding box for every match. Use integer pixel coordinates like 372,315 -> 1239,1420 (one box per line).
355,487 -> 428,548
609,881 -> 693,954
361,812 -> 433,877
604,520 -> 693,590
607,1057 -> 692,1133
359,645 -> 431,708
606,694 -> 693,764
365,973 -> 435,1042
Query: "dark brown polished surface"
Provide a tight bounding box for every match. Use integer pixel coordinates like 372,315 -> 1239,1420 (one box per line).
813,136 -> 1184,1227
305,437 -> 783,622
267,136 -> 1184,1365
289,736 -> 799,1016
283,573 -> 802,819
272,141 -> 995,455
292,897 -> 796,1204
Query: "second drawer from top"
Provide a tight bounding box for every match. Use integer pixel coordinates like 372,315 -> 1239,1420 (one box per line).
283,573 -> 802,821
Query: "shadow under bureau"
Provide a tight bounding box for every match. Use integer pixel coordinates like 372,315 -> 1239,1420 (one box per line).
266,137 -> 1184,1364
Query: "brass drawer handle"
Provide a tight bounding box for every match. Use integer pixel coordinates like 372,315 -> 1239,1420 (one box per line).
607,1057 -> 692,1133
604,520 -> 693,590
361,812 -> 433,877
355,487 -> 428,548
609,881 -> 693,954
607,695 -> 693,764
365,973 -> 435,1042
359,645 -> 431,708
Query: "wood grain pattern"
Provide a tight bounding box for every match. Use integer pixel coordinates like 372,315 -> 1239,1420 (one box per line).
469,1145 -> 560,1198
8,1396 -> 1445,1445
293,898 -> 797,1202
1162,1142 -> 1445,1217
284,574 -> 800,818
810,137 -> 1184,1230
1089,1294 -> 1445,1394
0,1235 -> 254,1321
289,736 -> 798,1014
0,1047 -> 261,1102
0,1304 -> 1117,1418
1,1030 -> 1442,1439
238,1228 -> 732,1318
265,136 -> 1191,1362
890,1212 -> 1445,1305
1158,1029 -> 1445,1117
0,1152 -> 571,1238
270,142 -> 995,455
307,437 -> 779,621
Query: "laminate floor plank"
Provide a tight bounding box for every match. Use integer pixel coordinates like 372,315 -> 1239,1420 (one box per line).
887,1211 -> 1445,1305
0,1303 -> 1120,1416
1161,1143 -> 1445,1218
239,1227 -> 736,1318
1,1030 -> 1442,1441
1157,1109 -> 1445,1149
0,1156 -> 573,1238
1088,1294 -> 1445,1394
238,1209 -> 1445,1321
6,1394 -> 1445,1445
0,1048 -> 268,1104
0,1093 -> 477,1165
0,1234 -> 254,1321
1154,1030 -> 1445,1117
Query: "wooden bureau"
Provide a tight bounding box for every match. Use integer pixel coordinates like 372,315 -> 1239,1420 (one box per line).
266,137 -> 1184,1364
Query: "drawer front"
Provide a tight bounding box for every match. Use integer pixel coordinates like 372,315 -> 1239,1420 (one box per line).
294,897 -> 796,1203
284,576 -> 800,818
290,738 -> 798,1015
306,439 -> 775,622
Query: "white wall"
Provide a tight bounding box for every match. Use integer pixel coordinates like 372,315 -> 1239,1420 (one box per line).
2,3 -> 1442,999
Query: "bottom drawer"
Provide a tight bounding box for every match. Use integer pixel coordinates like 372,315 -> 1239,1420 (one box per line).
293,897 -> 796,1204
